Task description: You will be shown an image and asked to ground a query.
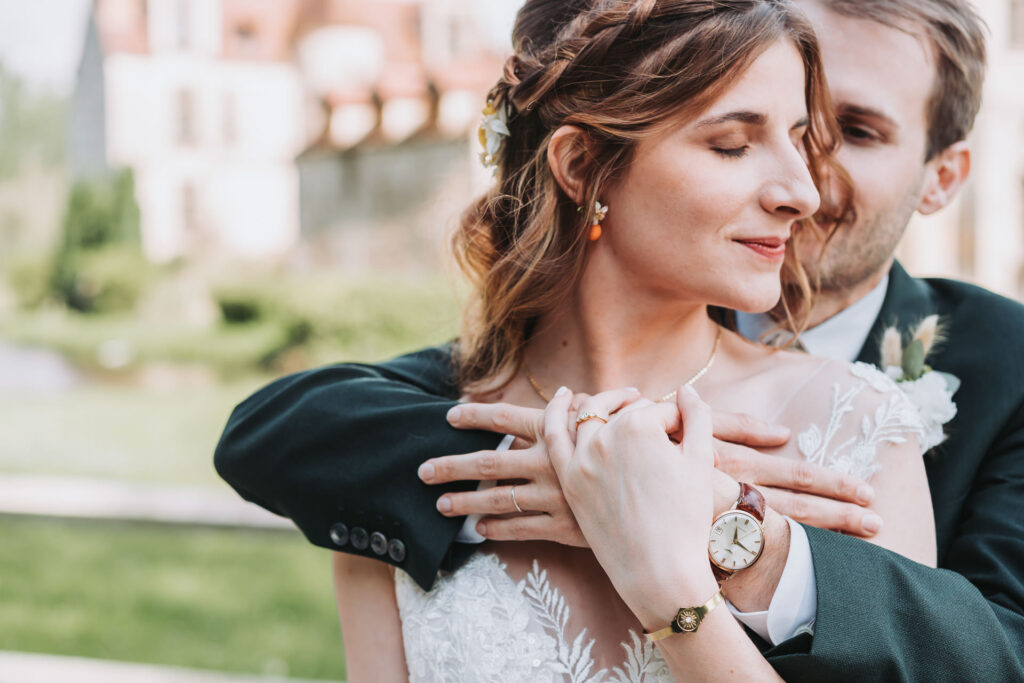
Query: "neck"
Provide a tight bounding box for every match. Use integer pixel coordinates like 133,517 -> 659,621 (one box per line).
525,264 -> 720,400
803,260 -> 892,329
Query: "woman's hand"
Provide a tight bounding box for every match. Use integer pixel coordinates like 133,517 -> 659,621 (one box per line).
543,384 -> 726,627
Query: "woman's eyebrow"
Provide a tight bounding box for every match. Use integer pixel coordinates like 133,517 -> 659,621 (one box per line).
696,111 -> 766,128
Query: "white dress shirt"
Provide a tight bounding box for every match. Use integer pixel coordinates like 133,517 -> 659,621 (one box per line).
455,275 -> 889,645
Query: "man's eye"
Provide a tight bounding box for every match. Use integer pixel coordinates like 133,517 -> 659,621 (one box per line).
713,146 -> 750,159
842,125 -> 878,143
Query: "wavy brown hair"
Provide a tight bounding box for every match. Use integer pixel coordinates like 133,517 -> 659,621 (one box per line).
453,0 -> 849,392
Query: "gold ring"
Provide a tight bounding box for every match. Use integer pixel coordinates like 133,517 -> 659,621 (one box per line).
575,411 -> 608,426
510,486 -> 524,513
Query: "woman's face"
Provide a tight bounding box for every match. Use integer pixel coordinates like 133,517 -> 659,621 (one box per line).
598,39 -> 820,313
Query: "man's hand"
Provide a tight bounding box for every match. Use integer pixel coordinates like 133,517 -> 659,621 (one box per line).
419,402 -> 881,543
417,402 -> 587,546
713,412 -> 881,536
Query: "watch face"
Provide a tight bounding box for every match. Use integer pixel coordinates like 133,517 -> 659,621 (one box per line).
708,510 -> 764,571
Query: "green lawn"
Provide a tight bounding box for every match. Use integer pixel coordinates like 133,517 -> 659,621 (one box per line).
0,378 -> 266,488
0,517 -> 346,679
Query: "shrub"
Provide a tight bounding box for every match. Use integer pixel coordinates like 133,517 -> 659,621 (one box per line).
6,251 -> 53,309
66,245 -> 152,314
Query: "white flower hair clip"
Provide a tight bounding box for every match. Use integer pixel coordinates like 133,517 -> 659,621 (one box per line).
478,99 -> 510,170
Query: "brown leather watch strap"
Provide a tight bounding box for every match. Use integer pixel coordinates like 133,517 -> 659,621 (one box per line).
736,482 -> 766,522
709,482 -> 767,583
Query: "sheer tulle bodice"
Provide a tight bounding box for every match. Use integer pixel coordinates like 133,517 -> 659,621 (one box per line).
395,362 -> 927,682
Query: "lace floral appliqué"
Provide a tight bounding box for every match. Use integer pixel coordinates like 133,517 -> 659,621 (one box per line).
797,362 -> 925,480
395,553 -> 672,682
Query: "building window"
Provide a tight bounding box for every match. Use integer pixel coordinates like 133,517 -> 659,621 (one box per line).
222,92 -> 237,146
233,20 -> 260,56
177,0 -> 192,50
177,88 -> 197,146
182,181 -> 199,235
1013,0 -> 1024,48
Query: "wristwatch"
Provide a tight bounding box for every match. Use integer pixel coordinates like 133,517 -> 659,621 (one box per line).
644,590 -> 725,641
708,482 -> 766,582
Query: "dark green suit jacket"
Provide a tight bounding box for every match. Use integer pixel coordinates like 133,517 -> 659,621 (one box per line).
215,262 -> 1024,680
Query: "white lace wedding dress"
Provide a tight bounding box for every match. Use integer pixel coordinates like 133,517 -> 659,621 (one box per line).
394,362 -> 928,682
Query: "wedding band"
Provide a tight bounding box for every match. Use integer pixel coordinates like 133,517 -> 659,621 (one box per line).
510,486 -> 524,513
576,411 -> 608,426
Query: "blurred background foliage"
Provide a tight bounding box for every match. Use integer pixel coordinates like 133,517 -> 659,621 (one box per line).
0,43 -> 462,678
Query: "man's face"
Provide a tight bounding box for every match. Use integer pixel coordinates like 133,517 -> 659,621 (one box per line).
797,1 -> 937,291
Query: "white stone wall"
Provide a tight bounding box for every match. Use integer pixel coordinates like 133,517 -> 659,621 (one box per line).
101,52 -> 304,262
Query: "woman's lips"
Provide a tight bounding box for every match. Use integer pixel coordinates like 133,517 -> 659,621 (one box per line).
735,238 -> 787,259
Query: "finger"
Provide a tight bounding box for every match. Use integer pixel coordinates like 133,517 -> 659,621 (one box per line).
763,487 -> 883,537
436,483 -> 539,517
573,387 -> 643,437
447,402 -> 544,442
475,514 -> 587,547
712,411 -> 790,447
418,448 -> 540,484
543,386 -> 575,475
715,443 -> 874,506
677,385 -> 714,464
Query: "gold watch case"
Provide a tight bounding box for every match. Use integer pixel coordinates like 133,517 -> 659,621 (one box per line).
708,509 -> 765,572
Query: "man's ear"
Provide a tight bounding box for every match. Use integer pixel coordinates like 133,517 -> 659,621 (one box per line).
547,125 -> 593,204
918,141 -> 970,215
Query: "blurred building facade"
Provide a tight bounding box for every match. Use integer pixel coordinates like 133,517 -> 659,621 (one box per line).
70,0 -> 503,266
896,0 -> 1024,299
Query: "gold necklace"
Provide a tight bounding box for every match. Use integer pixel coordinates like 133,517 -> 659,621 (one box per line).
523,326 -> 722,403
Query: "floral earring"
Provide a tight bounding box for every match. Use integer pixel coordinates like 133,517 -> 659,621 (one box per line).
589,201 -> 608,241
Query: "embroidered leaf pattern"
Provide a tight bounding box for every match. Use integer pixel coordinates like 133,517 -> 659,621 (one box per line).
798,363 -> 925,480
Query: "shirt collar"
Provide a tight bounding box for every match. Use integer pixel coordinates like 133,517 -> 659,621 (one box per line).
735,276 -> 890,362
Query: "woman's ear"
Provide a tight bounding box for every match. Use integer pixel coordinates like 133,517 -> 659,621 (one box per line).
547,125 -> 593,204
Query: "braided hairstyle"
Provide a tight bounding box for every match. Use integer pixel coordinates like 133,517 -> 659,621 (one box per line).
454,0 -> 848,392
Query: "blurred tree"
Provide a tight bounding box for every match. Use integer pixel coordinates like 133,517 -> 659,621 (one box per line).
51,168 -> 149,313
0,63 -> 68,179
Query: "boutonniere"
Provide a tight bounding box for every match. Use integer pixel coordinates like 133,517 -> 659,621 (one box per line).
880,314 -> 960,451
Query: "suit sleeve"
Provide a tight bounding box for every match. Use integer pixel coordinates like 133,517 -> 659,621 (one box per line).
763,401 -> 1024,681
213,345 -> 505,591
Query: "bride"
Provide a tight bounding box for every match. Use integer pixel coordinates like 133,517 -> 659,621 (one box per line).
332,0 -> 934,680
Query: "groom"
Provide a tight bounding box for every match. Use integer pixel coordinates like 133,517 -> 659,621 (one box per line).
216,0 -> 1023,679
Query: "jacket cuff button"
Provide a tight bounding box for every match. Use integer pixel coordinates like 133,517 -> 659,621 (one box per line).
350,527 -> 369,550
387,538 -> 406,563
329,523 -> 349,546
370,531 -> 388,556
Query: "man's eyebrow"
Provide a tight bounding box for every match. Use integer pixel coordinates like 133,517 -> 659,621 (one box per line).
836,103 -> 898,129
696,111 -> 766,128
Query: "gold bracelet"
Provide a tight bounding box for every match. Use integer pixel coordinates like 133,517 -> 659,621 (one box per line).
644,590 -> 724,641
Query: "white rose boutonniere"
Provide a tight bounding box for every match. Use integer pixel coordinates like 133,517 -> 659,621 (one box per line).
880,314 -> 960,451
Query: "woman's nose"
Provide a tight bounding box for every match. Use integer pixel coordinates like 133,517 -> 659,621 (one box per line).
760,150 -> 820,220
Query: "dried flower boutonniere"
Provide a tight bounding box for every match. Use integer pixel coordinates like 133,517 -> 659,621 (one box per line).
879,314 -> 960,451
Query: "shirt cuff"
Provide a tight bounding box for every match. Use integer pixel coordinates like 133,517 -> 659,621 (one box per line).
728,516 -> 817,645
455,434 -> 515,544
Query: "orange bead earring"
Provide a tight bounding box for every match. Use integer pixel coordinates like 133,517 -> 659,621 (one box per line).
589,201 -> 608,242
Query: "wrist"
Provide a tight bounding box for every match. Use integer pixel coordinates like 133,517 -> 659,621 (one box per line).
635,568 -> 721,632
720,508 -> 790,611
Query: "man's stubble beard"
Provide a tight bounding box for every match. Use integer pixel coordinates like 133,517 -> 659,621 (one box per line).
807,178 -> 925,294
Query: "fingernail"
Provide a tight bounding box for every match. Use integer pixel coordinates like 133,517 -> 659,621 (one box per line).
856,484 -> 874,505
476,521 -> 487,536
436,497 -> 452,513
683,385 -> 700,398
863,513 -> 883,534
772,425 -> 791,438
626,387 -> 640,392
418,463 -> 434,481
447,406 -> 461,423
555,386 -> 569,397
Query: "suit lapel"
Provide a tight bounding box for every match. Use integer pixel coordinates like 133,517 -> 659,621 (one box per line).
855,261 -> 935,367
